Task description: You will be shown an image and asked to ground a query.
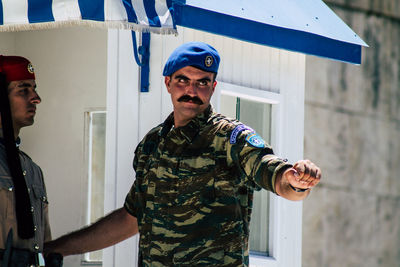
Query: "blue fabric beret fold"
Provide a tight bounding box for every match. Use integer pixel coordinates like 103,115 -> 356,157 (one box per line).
163,42 -> 220,76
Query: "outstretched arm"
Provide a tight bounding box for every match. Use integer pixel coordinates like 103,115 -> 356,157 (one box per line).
275,159 -> 321,201
44,207 -> 138,256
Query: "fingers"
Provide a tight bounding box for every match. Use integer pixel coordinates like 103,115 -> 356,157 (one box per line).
292,159 -> 321,188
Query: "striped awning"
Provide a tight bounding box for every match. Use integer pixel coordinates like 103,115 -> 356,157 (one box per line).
173,0 -> 367,64
0,0 -> 367,64
0,0 -> 176,34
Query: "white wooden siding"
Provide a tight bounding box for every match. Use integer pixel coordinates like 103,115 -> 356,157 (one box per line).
139,27 -> 305,139
107,26 -> 305,267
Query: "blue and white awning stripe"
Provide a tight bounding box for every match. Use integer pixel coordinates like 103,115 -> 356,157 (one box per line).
172,0 -> 367,64
0,0 -> 176,34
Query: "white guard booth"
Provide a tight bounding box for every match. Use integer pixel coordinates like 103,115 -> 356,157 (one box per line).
0,1 -> 366,266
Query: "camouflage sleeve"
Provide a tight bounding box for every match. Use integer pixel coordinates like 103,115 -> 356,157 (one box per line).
123,142 -> 142,217
124,182 -> 137,217
124,124 -> 161,218
227,127 -> 292,194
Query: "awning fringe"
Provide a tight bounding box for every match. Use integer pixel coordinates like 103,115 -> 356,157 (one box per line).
0,20 -> 178,35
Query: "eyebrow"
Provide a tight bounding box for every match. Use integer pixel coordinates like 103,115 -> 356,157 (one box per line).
198,77 -> 212,82
17,83 -> 36,89
174,74 -> 189,81
174,74 -> 212,82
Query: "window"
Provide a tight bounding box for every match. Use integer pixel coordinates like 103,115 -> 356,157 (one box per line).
213,81 -> 293,266
219,93 -> 273,256
85,110 -> 107,264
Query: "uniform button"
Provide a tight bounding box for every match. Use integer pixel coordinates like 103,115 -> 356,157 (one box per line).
23,170 -> 27,176
8,186 -> 13,192
28,188 -> 31,193
34,226 -> 37,231
34,244 -> 39,250
41,196 -> 47,202
31,206 -> 34,212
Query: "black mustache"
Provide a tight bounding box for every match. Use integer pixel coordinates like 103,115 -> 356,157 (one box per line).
177,95 -> 203,105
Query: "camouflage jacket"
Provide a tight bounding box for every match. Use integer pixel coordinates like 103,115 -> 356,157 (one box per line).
124,106 -> 291,266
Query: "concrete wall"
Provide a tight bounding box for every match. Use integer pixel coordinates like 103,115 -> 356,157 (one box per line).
303,1 -> 400,266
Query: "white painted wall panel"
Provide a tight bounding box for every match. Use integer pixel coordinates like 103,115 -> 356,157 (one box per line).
108,29 -> 139,267
0,32 -> 16,54
146,27 -> 304,131
150,27 -> 307,97
107,26 -> 305,267
8,28 -> 108,267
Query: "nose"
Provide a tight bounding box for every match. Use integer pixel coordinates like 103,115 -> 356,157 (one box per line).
31,91 -> 41,104
185,81 -> 198,96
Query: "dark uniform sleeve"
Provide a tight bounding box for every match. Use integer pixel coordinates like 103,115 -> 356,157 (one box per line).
123,143 -> 142,218
40,168 -> 52,243
124,124 -> 161,219
227,127 -> 292,194
124,182 -> 138,217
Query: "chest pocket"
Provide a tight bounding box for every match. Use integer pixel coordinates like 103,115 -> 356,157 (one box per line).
174,151 -> 216,206
0,175 -> 15,220
31,184 -> 47,223
178,151 -> 216,176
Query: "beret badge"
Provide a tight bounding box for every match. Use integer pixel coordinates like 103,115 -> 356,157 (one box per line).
205,55 -> 213,67
27,63 -> 34,74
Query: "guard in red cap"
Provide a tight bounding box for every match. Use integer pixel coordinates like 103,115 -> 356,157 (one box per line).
0,56 -> 39,133
0,56 -> 62,266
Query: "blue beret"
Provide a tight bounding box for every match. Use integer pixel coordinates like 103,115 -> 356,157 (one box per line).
163,42 -> 220,76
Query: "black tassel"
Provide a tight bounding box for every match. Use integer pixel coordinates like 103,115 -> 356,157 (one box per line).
0,73 -> 34,239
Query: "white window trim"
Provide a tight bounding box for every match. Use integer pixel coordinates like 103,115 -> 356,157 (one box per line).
83,110 -> 107,265
103,29 -> 140,267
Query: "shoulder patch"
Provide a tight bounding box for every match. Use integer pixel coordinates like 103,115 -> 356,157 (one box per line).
245,133 -> 265,148
230,124 -> 253,144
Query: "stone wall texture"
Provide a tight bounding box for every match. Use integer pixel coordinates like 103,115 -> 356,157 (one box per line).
303,1 -> 400,267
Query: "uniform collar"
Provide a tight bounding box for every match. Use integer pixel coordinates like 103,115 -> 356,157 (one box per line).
160,105 -> 214,143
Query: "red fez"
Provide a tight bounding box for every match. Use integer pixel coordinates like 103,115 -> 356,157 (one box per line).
0,55 -> 35,83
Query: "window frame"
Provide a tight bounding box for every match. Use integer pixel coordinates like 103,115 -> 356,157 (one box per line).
214,82 -> 303,267
83,110 -> 107,265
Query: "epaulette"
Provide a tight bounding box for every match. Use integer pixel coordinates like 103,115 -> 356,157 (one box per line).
19,150 -> 32,160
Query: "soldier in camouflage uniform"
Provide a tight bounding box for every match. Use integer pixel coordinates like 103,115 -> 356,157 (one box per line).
44,42 -> 321,266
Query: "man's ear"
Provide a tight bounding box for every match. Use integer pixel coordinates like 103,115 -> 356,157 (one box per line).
165,76 -> 171,93
212,80 -> 217,93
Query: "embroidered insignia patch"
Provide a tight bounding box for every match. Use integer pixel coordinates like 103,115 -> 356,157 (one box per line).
205,55 -> 213,67
245,133 -> 265,148
230,124 -> 253,144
